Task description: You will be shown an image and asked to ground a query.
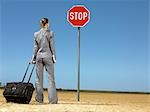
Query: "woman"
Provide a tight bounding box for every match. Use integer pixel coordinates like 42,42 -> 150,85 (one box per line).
31,18 -> 58,104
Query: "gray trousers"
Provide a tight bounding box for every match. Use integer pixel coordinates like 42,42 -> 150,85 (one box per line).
35,57 -> 58,103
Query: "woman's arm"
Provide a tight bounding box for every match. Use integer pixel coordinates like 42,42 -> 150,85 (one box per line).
49,31 -> 56,59
31,33 -> 38,63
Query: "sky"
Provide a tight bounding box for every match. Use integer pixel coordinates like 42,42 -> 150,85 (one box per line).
0,0 -> 149,92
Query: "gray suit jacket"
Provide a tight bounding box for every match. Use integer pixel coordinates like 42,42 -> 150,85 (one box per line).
32,28 -> 56,61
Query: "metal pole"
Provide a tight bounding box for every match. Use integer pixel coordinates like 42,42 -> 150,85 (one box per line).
77,27 -> 80,101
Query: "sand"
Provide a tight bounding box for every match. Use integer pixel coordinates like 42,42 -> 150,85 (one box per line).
0,89 -> 150,112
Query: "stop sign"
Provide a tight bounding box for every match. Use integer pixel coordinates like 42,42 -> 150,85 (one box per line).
67,5 -> 90,27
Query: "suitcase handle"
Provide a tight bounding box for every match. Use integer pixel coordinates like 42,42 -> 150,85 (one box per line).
28,64 -> 35,83
22,63 -> 35,83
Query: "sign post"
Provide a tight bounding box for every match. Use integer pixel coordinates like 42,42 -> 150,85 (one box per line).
67,5 -> 90,101
77,27 -> 80,101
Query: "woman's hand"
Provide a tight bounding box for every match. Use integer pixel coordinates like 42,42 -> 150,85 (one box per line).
30,60 -> 36,64
52,55 -> 56,63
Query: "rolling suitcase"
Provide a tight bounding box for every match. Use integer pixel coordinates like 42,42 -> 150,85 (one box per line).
3,63 -> 35,104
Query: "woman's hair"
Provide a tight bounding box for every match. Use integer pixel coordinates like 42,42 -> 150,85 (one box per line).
40,18 -> 49,28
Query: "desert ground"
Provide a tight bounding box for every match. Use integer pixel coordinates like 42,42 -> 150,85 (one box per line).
0,89 -> 150,112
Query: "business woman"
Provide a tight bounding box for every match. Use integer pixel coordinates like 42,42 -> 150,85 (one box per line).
31,18 -> 58,104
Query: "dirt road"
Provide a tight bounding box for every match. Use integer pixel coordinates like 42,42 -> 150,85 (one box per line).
0,89 -> 149,112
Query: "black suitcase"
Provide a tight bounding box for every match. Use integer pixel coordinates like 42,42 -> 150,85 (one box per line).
3,63 -> 35,104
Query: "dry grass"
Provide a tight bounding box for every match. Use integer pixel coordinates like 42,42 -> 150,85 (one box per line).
0,89 -> 150,112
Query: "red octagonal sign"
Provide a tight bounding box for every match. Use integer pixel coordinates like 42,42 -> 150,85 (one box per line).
67,5 -> 90,27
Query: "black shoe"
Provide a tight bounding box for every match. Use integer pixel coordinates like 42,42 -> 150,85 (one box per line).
49,100 -> 58,104
35,98 -> 43,104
